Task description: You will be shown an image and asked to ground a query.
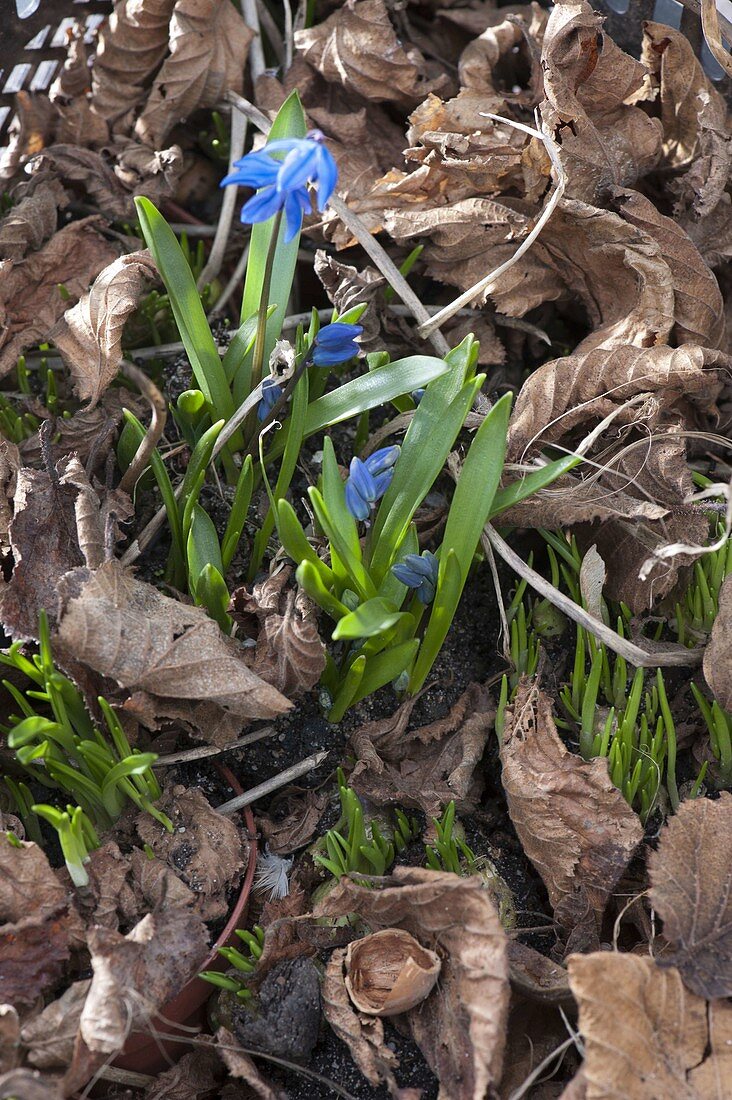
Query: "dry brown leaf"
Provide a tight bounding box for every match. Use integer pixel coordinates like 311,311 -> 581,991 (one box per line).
321,867 -> 510,1100
611,187 -> 724,347
0,1006 -> 20,1075
128,846 -> 196,912
0,217 -> 120,377
349,682 -> 495,816
0,836 -> 74,1008
648,792 -> 732,999
72,841 -> 137,930
568,952 -> 732,1098
669,88 -> 731,221
0,1070 -> 62,1100
216,1028 -> 287,1100
144,1047 -> 224,1100
500,680 -> 642,949
91,0 -> 177,126
295,0 -> 450,106
231,568 -> 326,699
258,787 -> 328,856
345,929 -> 441,1016
0,92 -> 57,182
135,0 -> 254,148
56,561 -> 291,731
507,940 -> 572,1005
21,981 -> 89,1070
459,6 -> 547,98
314,252 -> 386,350
136,784 -> 245,921
642,22 -> 729,170
0,465 -> 85,640
539,1 -> 662,204
19,390 -> 136,473
322,948 -> 402,1095
507,343 -> 726,462
0,177 -> 68,261
51,250 -> 157,407
80,905 -> 209,1055
704,575 -> 732,711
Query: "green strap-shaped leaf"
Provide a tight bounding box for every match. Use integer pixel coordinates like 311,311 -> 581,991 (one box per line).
332,597 -> 406,641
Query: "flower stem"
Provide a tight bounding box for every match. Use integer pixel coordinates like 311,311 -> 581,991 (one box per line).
248,210 -> 283,432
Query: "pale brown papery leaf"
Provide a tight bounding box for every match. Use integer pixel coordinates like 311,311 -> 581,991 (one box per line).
704,574 -> 732,711
51,250 -> 157,407
56,561 -> 291,728
649,791 -> 732,998
321,867 -> 510,1100
568,952 -> 732,1098
500,680 -> 643,949
135,0 -> 254,148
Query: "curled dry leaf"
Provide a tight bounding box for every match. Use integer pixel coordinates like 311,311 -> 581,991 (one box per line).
500,680 -> 643,950
142,1048 -> 224,1100
135,0 -> 254,148
0,217 -> 120,377
345,928 -> 441,1016
295,0 -> 450,106
80,906 -> 209,1055
703,575 -> 732,711
51,250 -> 157,407
55,561 -> 291,736
21,981 -> 89,1070
0,1070 -> 62,1100
0,177 -> 68,260
231,567 -> 326,699
0,836 -> 75,1008
648,792 -> 732,999
539,0 -> 662,203
0,1006 -> 19,1075
135,785 -> 245,921
258,787 -> 328,856
322,947 -> 401,1095
349,682 -> 494,816
568,952 -> 732,1098
321,867 -> 510,1100
216,1028 -> 287,1100
91,0 -> 177,126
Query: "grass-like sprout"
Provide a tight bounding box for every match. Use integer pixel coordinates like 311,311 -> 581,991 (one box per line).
424,801 -> 477,876
200,924 -> 265,1002
2,611 -> 173,838
691,683 -> 732,787
32,804 -> 100,887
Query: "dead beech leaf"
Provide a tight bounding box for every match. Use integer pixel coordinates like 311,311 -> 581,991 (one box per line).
0,836 -> 74,1007
216,1028 -> 287,1100
568,952 -> 732,1098
322,948 -> 401,1095
91,0 -> 177,126
0,177 -> 68,260
18,390 -> 135,473
51,250 -> 157,407
21,980 -> 89,1070
0,1006 -> 20,1075
0,1070 -> 62,1100
611,187 -> 724,348
321,867 -> 510,1100
135,0 -> 254,148
258,787 -> 328,856
0,91 -> 57,182
578,544 -> 605,622
539,0 -> 662,203
345,929 -> 441,1016
295,0 -> 450,105
80,906 -> 209,1055
56,561 -> 291,730
231,568 -> 326,699
349,682 -> 494,816
507,343 -> 727,462
648,792 -> 732,999
136,785 -> 245,921
144,1047 -> 225,1100
0,217 -> 120,377
72,841 -> 137,930
703,575 -> 732,711
500,680 -> 642,949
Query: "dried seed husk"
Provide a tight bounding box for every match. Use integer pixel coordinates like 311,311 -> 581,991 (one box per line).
344,928 -> 441,1016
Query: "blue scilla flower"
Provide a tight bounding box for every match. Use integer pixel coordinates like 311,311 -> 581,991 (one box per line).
220,130 -> 337,243
258,377 -> 284,421
312,322 -> 363,367
344,445 -> 400,522
391,551 -> 439,604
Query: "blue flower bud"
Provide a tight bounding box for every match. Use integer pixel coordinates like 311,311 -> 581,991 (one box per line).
391,551 -> 439,604
257,377 -> 284,421
311,322 -> 364,367
344,446 -> 400,520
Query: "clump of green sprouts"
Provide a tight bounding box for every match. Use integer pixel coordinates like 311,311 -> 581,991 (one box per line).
424,800 -> 477,875
2,611 -> 172,884
200,924 -> 265,1002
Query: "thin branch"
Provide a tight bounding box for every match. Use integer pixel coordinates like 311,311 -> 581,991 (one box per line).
417,113 -> 566,339
226,89 -> 273,135
154,726 -> 276,767
241,0 -> 266,81
197,108 -> 247,291
483,524 -> 703,668
117,360 -> 167,496
216,749 -> 329,814
701,0 -> 732,77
